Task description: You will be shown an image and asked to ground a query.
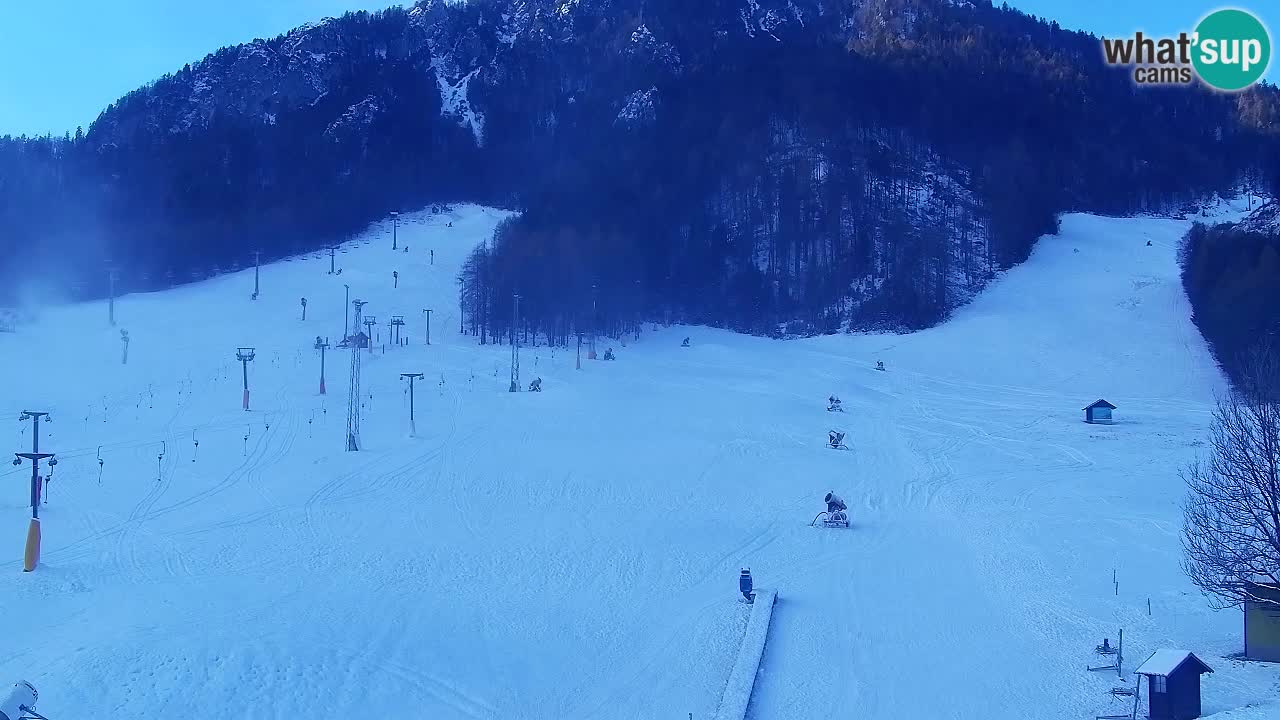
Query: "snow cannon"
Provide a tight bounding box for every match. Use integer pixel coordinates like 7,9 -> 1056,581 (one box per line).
0,680 -> 37,720
739,569 -> 754,603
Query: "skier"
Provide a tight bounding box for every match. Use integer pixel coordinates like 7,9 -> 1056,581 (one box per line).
828,395 -> 843,411
603,348 -> 615,360
824,491 -> 846,516
828,430 -> 847,449
682,337 -> 691,347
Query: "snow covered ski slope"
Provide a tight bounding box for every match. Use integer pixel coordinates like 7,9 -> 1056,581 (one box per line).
1,201 -> 1278,719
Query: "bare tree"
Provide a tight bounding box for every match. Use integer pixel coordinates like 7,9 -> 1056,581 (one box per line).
1183,346 -> 1280,608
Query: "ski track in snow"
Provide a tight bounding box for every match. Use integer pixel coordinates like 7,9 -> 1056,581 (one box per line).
1,201 -> 1279,718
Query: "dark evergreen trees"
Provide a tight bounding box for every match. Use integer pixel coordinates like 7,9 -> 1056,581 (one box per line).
0,0 -> 1277,341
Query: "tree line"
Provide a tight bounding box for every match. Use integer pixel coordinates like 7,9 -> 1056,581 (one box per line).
0,0 -> 1277,339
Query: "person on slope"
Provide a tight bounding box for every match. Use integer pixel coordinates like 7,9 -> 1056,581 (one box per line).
824,492 -> 847,517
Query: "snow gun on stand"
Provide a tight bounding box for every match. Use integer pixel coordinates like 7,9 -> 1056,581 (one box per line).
1,681 -> 49,720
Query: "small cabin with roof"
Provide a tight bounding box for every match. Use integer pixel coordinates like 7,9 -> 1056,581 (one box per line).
1084,399 -> 1117,424
1135,649 -> 1213,720
1245,582 -> 1280,662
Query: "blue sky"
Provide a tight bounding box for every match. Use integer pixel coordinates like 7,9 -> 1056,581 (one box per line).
0,1 -> 405,137
0,1 -> 1274,137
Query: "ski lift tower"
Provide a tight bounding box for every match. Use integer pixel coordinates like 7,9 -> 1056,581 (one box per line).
236,347 -> 256,411
347,300 -> 368,451
252,250 -> 262,299
314,336 -> 329,395
401,373 -> 424,436
589,283 -> 598,360
390,315 -> 405,346
391,211 -> 399,250
107,264 -> 118,327
510,293 -> 521,392
14,410 -> 54,572
363,316 -> 378,354
343,284 -> 351,339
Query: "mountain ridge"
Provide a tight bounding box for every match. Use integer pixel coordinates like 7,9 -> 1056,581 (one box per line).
0,0 -> 1276,334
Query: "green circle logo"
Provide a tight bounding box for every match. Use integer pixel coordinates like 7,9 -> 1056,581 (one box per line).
1192,9 -> 1271,91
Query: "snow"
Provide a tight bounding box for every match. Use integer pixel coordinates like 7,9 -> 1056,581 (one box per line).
715,589 -> 776,720
615,88 -> 657,129
1206,701 -> 1280,719
1135,649 -> 1211,677
435,66 -> 485,146
1,198 -> 1278,718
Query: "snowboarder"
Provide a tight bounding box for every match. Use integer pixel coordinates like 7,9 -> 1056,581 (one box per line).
681,337 -> 690,347
529,377 -> 543,392
827,396 -> 843,412
875,360 -> 885,371
828,430 -> 848,450
603,348 -> 616,361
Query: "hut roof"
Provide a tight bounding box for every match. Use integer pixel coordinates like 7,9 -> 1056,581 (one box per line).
1084,399 -> 1117,411
1135,650 -> 1213,677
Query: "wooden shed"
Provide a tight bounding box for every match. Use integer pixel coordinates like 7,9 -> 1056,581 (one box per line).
1135,650 -> 1213,720
1084,399 -> 1117,424
1244,582 -> 1280,662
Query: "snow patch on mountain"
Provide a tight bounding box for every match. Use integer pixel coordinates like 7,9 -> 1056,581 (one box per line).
616,87 -> 658,129
1236,198 -> 1280,235
324,96 -> 383,142
627,23 -> 682,73
437,66 -> 486,146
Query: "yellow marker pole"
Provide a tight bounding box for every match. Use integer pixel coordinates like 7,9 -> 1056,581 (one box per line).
23,518 -> 40,572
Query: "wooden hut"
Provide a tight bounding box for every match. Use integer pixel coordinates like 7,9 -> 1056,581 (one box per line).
1135,650 -> 1213,720
1084,399 -> 1117,424
1245,582 -> 1280,662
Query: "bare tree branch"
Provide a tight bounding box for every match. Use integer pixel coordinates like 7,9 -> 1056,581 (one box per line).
1183,342 -> 1280,609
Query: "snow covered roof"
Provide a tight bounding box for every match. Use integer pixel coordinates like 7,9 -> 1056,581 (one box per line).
1084,399 -> 1117,411
1135,649 -> 1213,677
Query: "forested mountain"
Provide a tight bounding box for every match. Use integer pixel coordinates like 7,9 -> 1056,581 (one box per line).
1,0 -> 1278,336
1182,199 -> 1280,384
